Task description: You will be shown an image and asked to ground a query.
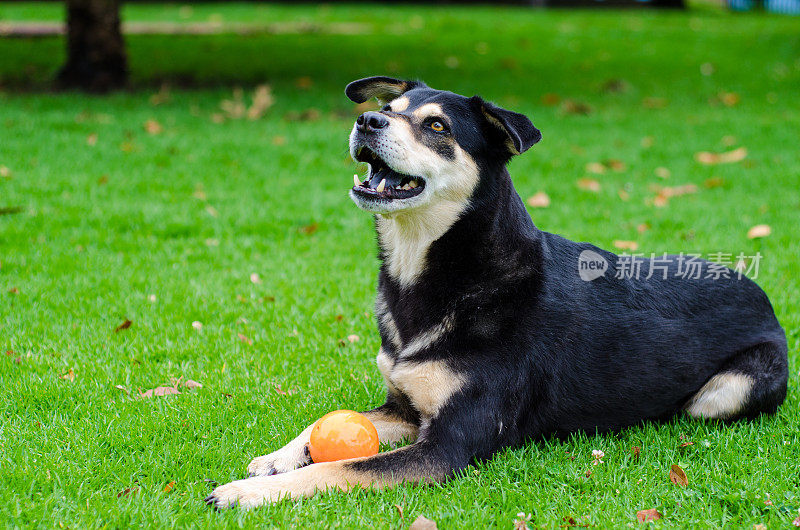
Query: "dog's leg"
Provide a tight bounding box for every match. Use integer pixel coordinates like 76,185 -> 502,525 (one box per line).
247,402 -> 418,476
209,432 -> 468,509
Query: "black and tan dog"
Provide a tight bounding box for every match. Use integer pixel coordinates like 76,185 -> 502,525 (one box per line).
206,77 -> 788,509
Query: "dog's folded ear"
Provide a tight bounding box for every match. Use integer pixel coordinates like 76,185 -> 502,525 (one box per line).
477,99 -> 542,156
345,76 -> 426,104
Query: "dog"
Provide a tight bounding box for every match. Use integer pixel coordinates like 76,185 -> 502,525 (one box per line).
205,77 -> 788,509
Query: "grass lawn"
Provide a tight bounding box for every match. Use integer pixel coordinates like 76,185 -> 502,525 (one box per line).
2,2 -> 800,528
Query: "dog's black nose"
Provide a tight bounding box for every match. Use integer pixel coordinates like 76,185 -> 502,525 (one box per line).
357,111 -> 389,133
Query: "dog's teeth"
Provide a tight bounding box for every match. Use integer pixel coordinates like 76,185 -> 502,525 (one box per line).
409,180 -> 418,188
376,179 -> 386,193
402,183 -> 411,190
353,174 -> 360,187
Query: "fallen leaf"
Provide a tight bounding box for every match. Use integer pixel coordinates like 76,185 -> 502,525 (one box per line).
0,206 -> 23,216
712,91 -> 740,107
678,442 -> 694,448
272,135 -> 287,146
247,85 -> 274,120
704,177 -> 725,189
636,509 -> 662,523
295,76 -> 313,90
669,464 -> 688,487
561,99 -> 592,115
86,133 -> 98,146
618,189 -> 630,201
191,321 -> 203,331
753,525 -> 766,530
632,446 -> 641,460
410,515 -> 438,530
115,384 -> 130,396
150,83 -> 171,105
602,78 -> 630,94
238,333 -> 253,345
0,166 -> 10,177
163,481 -> 176,493
299,223 -> 319,235
655,167 -> 671,179
586,162 -> 606,175
114,319 -> 132,333
250,272 -> 262,284
144,120 -> 162,135
614,240 -> 638,251
97,175 -> 108,185
8,287 -> 19,294
347,334 -> 360,343
577,179 -> 601,192
139,386 -> 180,398
695,147 -> 747,165
605,159 -> 626,172
184,379 -> 203,389
636,223 -> 650,234
60,369 -> 76,382
747,224 -> 771,239
541,93 -> 560,106
117,487 -> 139,498
527,191 -> 551,208
394,504 -> 404,519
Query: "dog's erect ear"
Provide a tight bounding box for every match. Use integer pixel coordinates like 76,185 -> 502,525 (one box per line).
345,76 -> 426,104
478,100 -> 542,155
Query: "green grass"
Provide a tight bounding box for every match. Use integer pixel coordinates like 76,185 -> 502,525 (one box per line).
2,2 -> 800,528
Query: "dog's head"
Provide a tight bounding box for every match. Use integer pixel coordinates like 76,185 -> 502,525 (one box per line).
346,76 -> 541,215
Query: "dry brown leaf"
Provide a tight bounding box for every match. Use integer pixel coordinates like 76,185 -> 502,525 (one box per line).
410,515 -> 438,530
250,272 -> 262,284
86,133 -> 98,146
139,386 -> 180,398
669,464 -> 688,487
655,167 -> 671,179
114,319 -> 132,333
163,481 -> 176,493
295,76 -> 313,90
117,487 -> 139,498
191,321 -> 203,332
577,179 -> 601,192
561,99 -> 592,115
97,175 -> 109,185
704,177 -> 725,189
636,223 -> 650,234
60,369 -> 76,382
585,162 -> 606,175
144,120 -> 162,135
0,166 -> 11,178
347,334 -> 360,343
747,224 -> 771,239
678,442 -> 694,448
713,92 -> 740,107
656,184 -> 699,198
618,189 -> 630,201
247,85 -> 274,120
238,333 -> 253,345
9,287 -> 20,294
541,93 -> 560,106
614,240 -> 639,251
184,379 -> 203,389
695,147 -> 747,165
605,159 -> 626,172
632,445 -> 641,460
527,191 -> 551,208
394,504 -> 404,519
272,135 -> 287,146
299,223 -> 319,235
636,509 -> 662,523
150,84 -> 171,105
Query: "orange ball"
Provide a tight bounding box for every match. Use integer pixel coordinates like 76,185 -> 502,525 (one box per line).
308,410 -> 379,463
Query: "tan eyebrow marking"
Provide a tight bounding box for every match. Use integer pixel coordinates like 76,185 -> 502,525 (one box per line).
390,96 -> 410,112
413,103 -> 445,120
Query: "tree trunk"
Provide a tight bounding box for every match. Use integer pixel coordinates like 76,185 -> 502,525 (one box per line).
57,0 -> 127,92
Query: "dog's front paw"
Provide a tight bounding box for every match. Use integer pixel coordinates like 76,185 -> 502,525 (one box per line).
247,443 -> 312,476
204,477 -> 290,510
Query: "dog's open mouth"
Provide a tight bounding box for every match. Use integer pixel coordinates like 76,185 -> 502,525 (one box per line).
352,147 -> 426,200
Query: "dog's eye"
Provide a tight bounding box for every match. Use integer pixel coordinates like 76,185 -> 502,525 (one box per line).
430,121 -> 445,132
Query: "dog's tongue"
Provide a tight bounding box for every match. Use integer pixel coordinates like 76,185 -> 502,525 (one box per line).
368,166 -> 402,190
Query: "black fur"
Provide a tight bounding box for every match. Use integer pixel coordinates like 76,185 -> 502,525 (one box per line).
345,78 -> 789,480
